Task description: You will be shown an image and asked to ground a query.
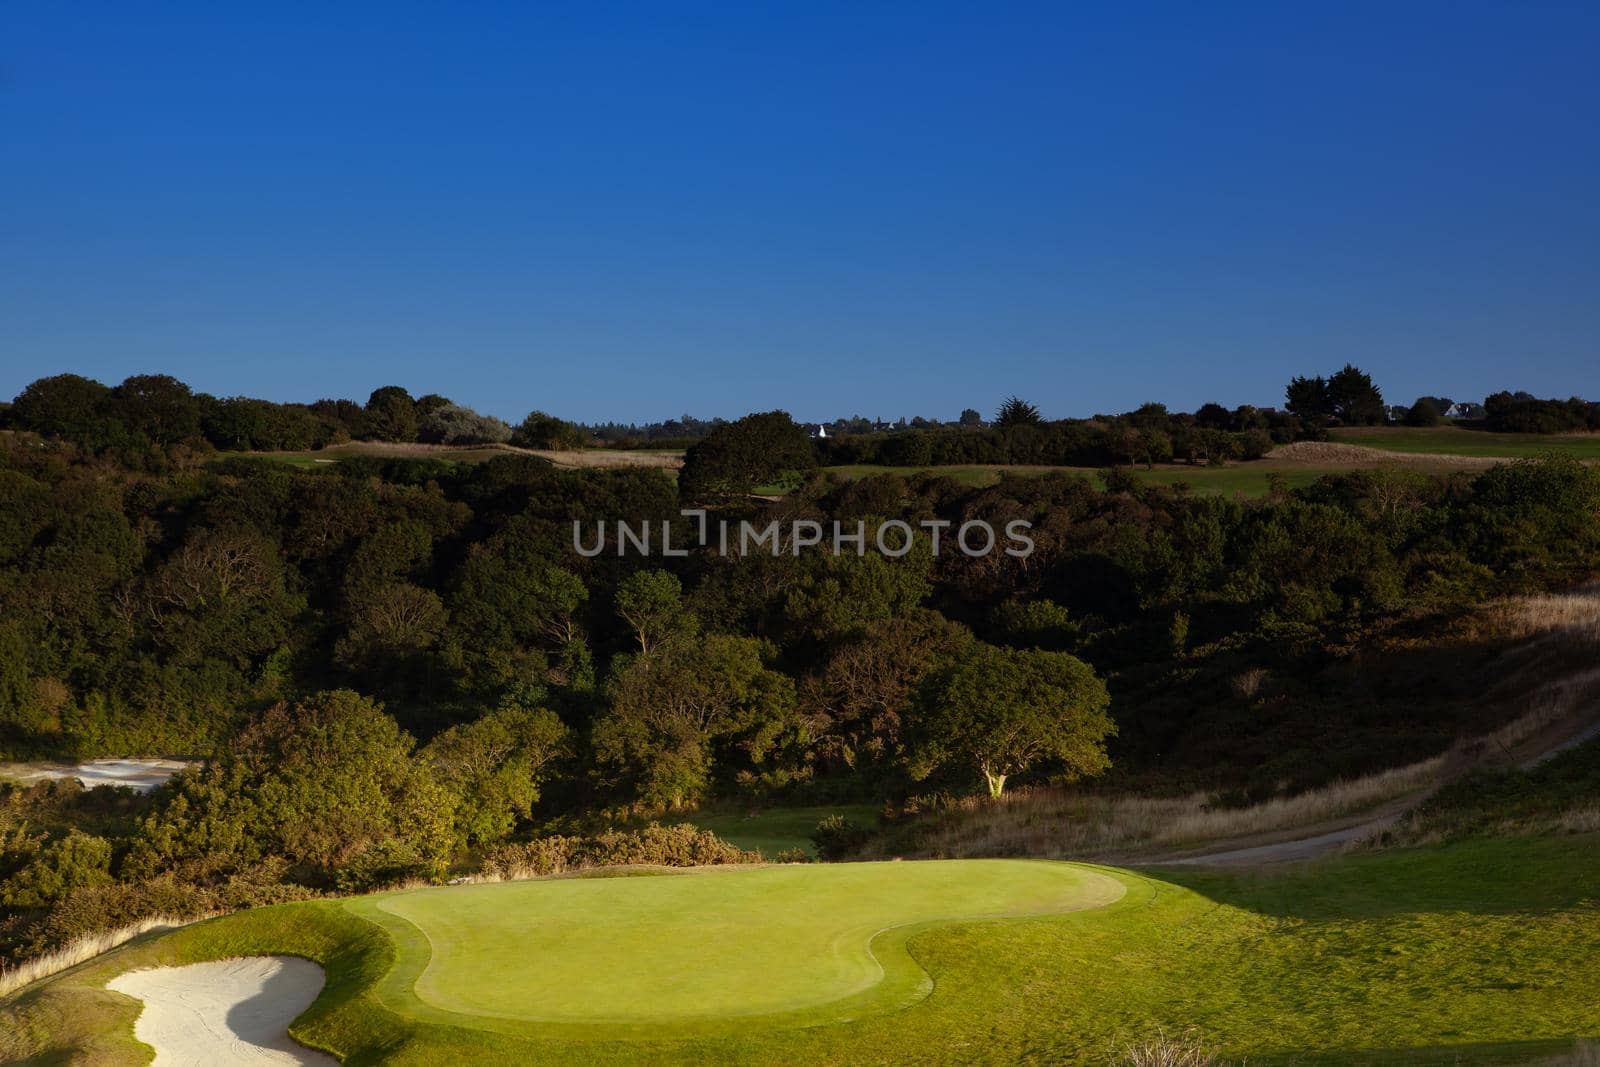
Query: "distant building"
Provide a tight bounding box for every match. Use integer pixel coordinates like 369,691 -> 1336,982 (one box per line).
810,424 -> 829,439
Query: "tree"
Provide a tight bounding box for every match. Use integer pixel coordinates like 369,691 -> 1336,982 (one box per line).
995,396 -> 1042,428
958,408 -> 983,427
113,374 -> 203,446
614,570 -> 694,656
9,374 -> 118,449
800,609 -> 972,771
1286,366 -> 1385,425
592,634 -> 795,810
511,411 -> 587,450
423,697 -> 569,846
1326,364 -> 1386,425
444,542 -> 588,695
125,690 -> 455,887
678,411 -> 815,502
1404,398 -> 1442,427
364,386 -> 419,442
419,402 -> 513,445
335,582 -> 447,668
1284,375 -> 1330,422
910,643 -> 1113,798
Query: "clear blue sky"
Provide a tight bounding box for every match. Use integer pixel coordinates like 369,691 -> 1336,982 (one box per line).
3,2 -> 1597,423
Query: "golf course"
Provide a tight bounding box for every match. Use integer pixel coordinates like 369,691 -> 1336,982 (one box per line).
5,836 -> 1598,1065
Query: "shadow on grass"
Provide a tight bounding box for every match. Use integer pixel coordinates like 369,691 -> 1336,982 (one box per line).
1141,834 -> 1600,920
1256,1035 -> 1588,1066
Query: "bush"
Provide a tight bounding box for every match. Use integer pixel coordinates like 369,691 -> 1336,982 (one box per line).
481,824 -> 759,880
811,815 -> 873,860
10,878 -> 216,959
334,839 -> 436,893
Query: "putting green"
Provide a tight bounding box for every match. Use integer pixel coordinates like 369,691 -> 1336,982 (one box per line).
352,859 -> 1123,1035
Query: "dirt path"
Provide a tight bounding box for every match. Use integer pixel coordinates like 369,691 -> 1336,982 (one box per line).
107,957 -> 334,1066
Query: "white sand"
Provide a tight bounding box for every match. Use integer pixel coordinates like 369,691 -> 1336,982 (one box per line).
107,957 -> 337,1066
0,758 -> 196,793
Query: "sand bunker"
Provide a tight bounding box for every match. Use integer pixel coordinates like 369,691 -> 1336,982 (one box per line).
107,957 -> 336,1066
0,758 -> 196,793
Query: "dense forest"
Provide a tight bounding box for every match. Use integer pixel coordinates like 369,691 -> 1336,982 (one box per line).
2,371 -> 1600,965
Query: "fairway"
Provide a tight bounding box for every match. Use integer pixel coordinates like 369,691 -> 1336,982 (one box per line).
362,860 -> 1123,1029
1330,426 -> 1600,459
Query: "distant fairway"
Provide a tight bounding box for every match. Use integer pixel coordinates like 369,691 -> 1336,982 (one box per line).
359,860 -> 1123,1030
1330,425 -> 1600,459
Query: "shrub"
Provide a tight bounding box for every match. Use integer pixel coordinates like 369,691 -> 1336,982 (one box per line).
334,839 -> 436,894
811,815 -> 873,860
481,824 -> 759,880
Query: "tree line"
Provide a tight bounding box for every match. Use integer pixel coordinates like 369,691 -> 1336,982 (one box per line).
3,398 -> 1600,962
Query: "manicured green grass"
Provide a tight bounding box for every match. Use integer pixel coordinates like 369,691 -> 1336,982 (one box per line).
5,836 -> 1598,1064
360,860 -> 1120,1032
1331,426 -> 1600,459
666,804 -> 880,857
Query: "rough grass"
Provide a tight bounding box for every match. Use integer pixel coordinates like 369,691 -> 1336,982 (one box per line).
900,757 -> 1445,862
5,836 -> 1598,1065
0,915 -> 204,1000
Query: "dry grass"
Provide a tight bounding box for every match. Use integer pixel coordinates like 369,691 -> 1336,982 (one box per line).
527,447 -> 682,470
1264,441 -> 1498,467
1229,667 -> 1269,700
0,914 -> 207,999
1114,1028 -> 1227,1066
1496,587 -> 1600,648
907,756 -> 1445,861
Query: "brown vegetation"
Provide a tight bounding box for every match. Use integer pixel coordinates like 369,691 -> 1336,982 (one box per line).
1264,440 -> 1499,467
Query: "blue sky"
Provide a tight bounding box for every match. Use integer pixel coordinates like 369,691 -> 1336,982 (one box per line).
3,1 -> 1597,423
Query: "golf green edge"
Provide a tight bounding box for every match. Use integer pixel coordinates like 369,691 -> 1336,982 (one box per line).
340,860 -> 1140,1041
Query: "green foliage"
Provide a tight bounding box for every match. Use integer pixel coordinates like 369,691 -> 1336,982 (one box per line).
1286,364 -> 1385,426
125,690 -> 454,887
0,830 -> 113,908
614,569 -> 694,655
994,396 -> 1042,428
679,411 -> 815,501
809,814 -> 872,860
481,822 -> 761,877
511,410 -> 587,450
912,643 -> 1113,797
424,699 -> 570,847
1405,397 -> 1442,426
418,402 -> 512,445
363,386 -> 420,442
593,635 -> 797,811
